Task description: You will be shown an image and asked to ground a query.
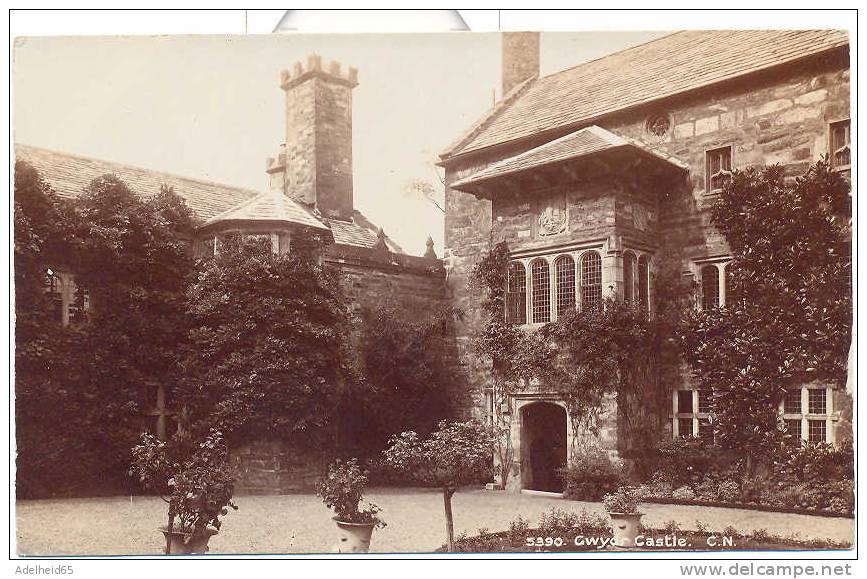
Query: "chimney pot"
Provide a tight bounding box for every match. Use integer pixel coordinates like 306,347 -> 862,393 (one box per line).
348,67 -> 358,85
309,54 -> 322,71
293,62 -> 303,77
329,60 -> 341,76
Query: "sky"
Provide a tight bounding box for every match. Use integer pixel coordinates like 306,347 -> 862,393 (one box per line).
13,31 -> 668,256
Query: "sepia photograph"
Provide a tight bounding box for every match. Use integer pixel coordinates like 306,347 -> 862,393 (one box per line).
9,9 -> 856,563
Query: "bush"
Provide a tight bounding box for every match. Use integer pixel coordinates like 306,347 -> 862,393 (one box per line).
716,480 -> 740,502
603,486 -> 642,514
672,485 -> 696,500
560,447 -> 626,501
777,441 -> 854,483
655,437 -> 719,490
130,430 -> 238,541
316,458 -> 384,527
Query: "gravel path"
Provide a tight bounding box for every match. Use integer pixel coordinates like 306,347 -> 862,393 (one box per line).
15,488 -> 854,555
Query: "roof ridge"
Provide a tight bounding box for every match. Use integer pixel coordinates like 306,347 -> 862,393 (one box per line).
15,142 -> 262,196
535,31 -> 684,82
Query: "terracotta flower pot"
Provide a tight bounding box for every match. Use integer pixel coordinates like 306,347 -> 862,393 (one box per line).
160,526 -> 219,554
608,512 -> 644,548
333,518 -> 377,553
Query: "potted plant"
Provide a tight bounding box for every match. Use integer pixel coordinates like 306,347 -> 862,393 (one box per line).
130,429 -> 238,555
317,458 -> 385,553
603,486 -> 644,548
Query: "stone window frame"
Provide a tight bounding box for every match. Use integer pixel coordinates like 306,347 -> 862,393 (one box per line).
690,256 -> 731,311
44,269 -> 89,326
671,388 -> 713,442
829,119 -> 851,172
623,249 -> 652,312
507,242 -> 606,328
705,145 -> 733,193
780,385 -> 835,445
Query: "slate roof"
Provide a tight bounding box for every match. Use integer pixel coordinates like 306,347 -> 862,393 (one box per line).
15,144 -> 258,221
326,212 -> 404,253
201,190 -> 329,232
443,29 -> 849,159
451,125 -> 687,191
15,143 -> 407,254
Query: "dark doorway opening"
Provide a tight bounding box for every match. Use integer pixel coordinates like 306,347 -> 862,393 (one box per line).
521,402 -> 567,492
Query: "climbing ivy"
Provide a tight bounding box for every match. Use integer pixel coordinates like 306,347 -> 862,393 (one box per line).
470,241 -> 689,476
680,159 -> 851,463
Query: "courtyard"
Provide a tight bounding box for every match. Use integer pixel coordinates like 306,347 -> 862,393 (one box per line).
16,488 -> 854,556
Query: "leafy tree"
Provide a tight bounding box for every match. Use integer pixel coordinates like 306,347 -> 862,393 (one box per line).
178,233 -> 354,448
346,300 -> 465,456
68,177 -> 197,486
14,165 -> 197,497
681,159 -> 851,465
382,420 -> 494,552
13,161 -> 86,497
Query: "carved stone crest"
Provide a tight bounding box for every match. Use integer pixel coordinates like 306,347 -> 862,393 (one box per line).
538,198 -> 567,236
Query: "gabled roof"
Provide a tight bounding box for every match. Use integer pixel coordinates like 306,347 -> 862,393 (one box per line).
451,125 -> 687,192
15,144 -> 258,221
201,190 -> 329,232
443,29 -> 849,160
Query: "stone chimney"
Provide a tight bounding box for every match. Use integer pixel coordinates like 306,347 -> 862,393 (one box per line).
501,32 -> 539,95
268,55 -> 359,221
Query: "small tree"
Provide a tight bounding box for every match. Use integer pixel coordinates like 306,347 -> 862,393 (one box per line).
382,420 -> 494,552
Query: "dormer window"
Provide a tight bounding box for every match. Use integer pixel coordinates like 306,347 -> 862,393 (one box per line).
830,120 -> 850,171
706,146 -> 732,193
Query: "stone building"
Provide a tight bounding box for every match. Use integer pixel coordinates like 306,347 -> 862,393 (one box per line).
439,30 -> 851,493
16,55 -> 446,493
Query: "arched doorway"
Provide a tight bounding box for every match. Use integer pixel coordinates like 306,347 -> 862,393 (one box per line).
521,402 -> 567,492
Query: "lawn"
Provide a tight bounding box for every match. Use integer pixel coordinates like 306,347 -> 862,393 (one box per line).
15,488 -> 855,556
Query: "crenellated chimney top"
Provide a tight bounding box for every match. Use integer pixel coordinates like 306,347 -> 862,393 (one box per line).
279,54 -> 358,91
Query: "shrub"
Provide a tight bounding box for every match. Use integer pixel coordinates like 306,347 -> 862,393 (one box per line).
673,485 -> 696,500
130,429 -> 238,552
663,520 -> 682,533
316,458 -> 385,527
655,437 -> 718,490
716,480 -> 740,502
560,447 -> 626,501
777,441 -> 854,483
603,486 -> 641,514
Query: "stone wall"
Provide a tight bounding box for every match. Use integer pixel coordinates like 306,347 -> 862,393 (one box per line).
442,49 -> 851,474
